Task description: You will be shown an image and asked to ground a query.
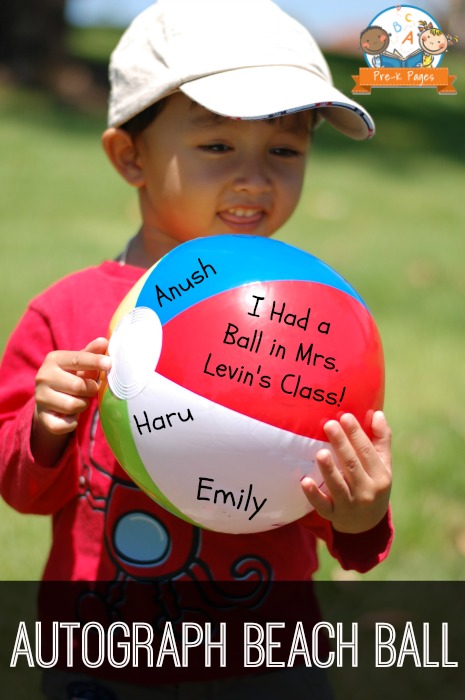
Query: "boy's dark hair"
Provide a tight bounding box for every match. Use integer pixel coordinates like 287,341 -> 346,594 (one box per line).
119,98 -> 168,137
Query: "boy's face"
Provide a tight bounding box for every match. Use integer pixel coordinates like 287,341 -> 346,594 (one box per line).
133,93 -> 312,246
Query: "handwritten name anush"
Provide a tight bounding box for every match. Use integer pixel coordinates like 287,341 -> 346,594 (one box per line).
155,258 -> 217,307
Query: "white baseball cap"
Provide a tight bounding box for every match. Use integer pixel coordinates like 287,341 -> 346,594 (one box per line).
108,0 -> 375,140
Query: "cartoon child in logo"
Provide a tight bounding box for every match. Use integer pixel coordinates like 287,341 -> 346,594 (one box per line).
360,25 -> 391,67
360,5 -> 459,70
418,20 -> 459,67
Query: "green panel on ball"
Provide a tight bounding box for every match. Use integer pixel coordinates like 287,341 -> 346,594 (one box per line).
100,388 -> 199,526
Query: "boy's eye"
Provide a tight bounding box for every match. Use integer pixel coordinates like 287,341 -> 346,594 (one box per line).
199,143 -> 232,153
271,147 -> 300,157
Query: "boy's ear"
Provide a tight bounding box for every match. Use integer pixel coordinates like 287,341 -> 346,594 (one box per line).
101,128 -> 145,187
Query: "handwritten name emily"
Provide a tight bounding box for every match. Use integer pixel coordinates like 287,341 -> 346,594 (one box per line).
197,477 -> 267,521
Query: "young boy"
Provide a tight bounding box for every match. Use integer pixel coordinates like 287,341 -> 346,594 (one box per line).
0,0 -> 393,697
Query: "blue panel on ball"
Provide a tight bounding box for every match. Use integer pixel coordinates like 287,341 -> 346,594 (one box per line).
136,235 -> 367,324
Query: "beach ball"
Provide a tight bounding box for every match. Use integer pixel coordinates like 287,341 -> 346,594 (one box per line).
99,235 -> 384,534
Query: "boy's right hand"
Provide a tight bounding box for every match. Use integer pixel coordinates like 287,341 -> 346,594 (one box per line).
32,337 -> 111,466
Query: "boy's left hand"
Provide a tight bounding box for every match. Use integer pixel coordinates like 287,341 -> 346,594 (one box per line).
301,411 -> 392,534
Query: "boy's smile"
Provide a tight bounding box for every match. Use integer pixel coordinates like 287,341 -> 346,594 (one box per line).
131,93 -> 312,252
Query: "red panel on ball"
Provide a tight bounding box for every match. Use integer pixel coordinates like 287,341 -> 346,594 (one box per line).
155,280 -> 384,441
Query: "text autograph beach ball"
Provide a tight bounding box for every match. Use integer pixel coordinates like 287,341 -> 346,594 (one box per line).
99,235 -> 384,534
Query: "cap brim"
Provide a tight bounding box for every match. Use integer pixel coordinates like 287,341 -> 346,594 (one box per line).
180,65 -> 374,140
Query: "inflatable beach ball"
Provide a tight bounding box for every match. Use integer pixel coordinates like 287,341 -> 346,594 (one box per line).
99,235 -> 384,534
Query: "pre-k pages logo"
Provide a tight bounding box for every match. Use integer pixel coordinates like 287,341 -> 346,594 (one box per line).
352,5 -> 459,95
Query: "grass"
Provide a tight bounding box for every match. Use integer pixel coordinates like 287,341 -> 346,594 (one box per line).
0,35 -> 464,581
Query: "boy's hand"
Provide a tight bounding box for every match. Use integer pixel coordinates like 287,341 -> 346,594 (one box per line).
301,411 -> 392,534
32,337 -> 111,465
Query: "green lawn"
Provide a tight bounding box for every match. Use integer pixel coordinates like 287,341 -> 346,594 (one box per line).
0,42 -> 464,581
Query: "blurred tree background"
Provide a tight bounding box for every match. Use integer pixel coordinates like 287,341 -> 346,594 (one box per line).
1,1 -> 68,87
0,0 -> 109,113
